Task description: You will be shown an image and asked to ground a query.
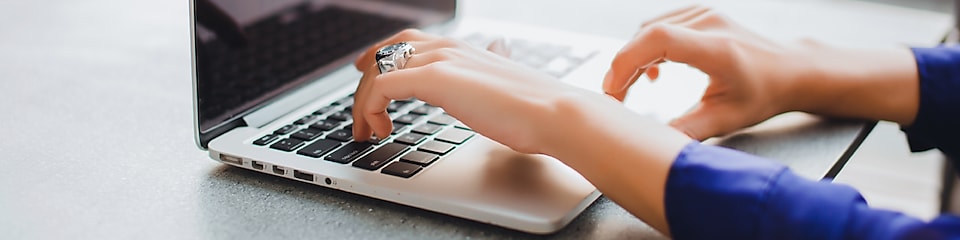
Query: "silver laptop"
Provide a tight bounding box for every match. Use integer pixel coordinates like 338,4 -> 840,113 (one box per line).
190,0 -> 696,234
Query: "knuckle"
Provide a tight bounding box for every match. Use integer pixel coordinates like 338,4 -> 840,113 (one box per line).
422,61 -> 453,75
643,23 -> 674,41
704,10 -> 731,24
432,47 -> 467,63
445,38 -> 470,48
625,24 -> 674,56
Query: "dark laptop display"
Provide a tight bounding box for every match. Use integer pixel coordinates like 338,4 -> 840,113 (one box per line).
193,0 -> 455,146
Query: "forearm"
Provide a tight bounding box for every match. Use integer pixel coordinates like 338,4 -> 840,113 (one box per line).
788,43 -> 919,126
540,89 -> 690,236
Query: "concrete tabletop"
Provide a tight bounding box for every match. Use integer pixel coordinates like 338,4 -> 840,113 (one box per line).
0,0 -> 949,239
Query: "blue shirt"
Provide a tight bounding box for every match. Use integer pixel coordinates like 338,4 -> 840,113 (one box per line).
664,46 -> 960,240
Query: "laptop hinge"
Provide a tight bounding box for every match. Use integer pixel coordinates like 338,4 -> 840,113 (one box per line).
243,65 -> 360,129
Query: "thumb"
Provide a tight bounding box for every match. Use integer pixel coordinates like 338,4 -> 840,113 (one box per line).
669,104 -> 736,141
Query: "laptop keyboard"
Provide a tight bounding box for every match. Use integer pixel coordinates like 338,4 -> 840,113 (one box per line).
251,35 -> 595,179
254,96 -> 473,178
462,33 -> 597,78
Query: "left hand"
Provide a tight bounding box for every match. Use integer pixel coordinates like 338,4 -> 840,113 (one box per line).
602,6 -> 796,140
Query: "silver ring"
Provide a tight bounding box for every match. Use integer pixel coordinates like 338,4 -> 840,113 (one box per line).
375,42 -> 415,74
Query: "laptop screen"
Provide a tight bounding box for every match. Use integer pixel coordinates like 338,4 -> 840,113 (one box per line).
193,0 -> 455,135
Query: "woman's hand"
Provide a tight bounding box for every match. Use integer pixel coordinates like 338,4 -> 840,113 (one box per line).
604,5 -> 805,140
350,29 -> 584,154
604,5 -> 919,140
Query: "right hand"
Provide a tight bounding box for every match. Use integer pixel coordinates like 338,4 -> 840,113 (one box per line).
350,29 -> 590,154
603,6 -> 810,140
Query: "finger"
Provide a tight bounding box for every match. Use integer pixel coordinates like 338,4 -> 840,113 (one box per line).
352,64 -> 380,141
608,68 -> 644,102
637,6 -> 711,34
362,66 -> 442,138
355,39 -> 459,74
355,44 -> 470,138
647,7 -> 711,26
604,61 -> 664,100
640,5 -> 705,29
383,46 -> 469,72
605,24 -> 725,95
677,9 -> 726,30
645,64 -> 660,82
668,104 -> 738,141
352,39 -> 460,138
353,29 -> 440,70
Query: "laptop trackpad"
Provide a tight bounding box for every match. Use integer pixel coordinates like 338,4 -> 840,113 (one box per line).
410,136 -> 598,218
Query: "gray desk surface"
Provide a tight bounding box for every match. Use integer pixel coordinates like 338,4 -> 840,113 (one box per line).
0,0 -> 949,239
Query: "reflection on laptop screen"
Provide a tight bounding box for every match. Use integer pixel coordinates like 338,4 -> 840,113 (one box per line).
194,0 -> 455,133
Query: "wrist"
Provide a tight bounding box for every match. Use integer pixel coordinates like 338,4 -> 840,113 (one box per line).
780,40 -> 839,113
783,41 -> 919,125
537,88 -> 690,235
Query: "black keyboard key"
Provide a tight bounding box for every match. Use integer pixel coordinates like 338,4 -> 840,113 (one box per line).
291,128 -> 323,141
393,114 -> 422,125
297,139 -> 342,158
325,142 -> 374,163
419,140 -> 455,155
253,134 -> 279,146
411,123 -> 443,135
309,119 -> 340,131
328,110 -> 352,121
313,106 -> 335,115
386,101 -> 407,113
381,162 -> 422,178
428,115 -> 456,125
326,129 -> 353,142
435,128 -> 474,144
293,115 -> 318,125
391,122 -> 407,135
400,151 -> 439,166
409,105 -> 437,115
394,132 -> 426,145
353,143 -> 408,170
274,124 -> 298,135
270,138 -> 305,152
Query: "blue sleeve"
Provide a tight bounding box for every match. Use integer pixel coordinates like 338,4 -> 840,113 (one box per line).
903,47 -> 960,162
665,141 -> 960,240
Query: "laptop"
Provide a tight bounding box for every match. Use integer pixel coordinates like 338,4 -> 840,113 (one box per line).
191,0 -> 704,234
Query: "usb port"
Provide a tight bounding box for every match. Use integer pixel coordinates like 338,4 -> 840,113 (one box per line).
272,165 -> 286,175
294,170 -> 314,181
219,154 -> 242,165
251,161 -> 264,170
